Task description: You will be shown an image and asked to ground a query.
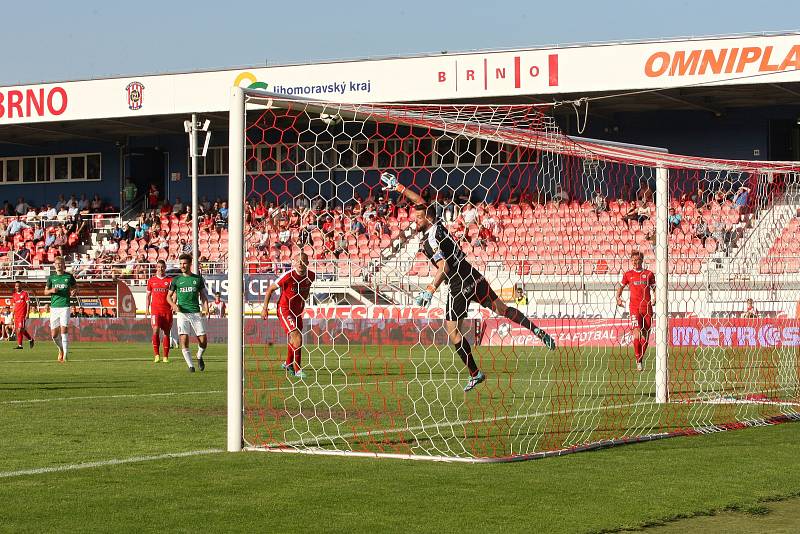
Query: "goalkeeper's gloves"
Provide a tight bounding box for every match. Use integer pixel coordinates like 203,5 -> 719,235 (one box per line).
380,172 -> 405,193
415,285 -> 436,307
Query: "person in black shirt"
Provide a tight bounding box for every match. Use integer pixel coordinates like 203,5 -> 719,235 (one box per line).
381,173 -> 556,392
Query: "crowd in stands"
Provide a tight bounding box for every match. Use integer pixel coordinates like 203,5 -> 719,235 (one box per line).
0,194 -> 117,268
0,174 -> 765,283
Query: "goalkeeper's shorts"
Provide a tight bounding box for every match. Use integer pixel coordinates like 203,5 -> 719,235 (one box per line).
446,277 -> 497,321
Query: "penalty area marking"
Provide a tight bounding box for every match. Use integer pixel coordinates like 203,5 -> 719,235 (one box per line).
0,390 -> 224,405
0,449 -> 223,479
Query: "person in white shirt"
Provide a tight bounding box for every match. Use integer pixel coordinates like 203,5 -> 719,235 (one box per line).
43,205 -> 58,220
57,207 -> 69,221
78,194 -> 90,211
173,197 -> 185,215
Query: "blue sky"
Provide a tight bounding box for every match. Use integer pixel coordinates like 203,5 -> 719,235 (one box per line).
2,0 -> 797,85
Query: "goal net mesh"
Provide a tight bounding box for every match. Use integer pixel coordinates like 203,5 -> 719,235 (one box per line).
235,93 -> 800,461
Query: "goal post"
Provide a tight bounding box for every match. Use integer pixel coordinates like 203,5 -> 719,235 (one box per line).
227,88 -> 800,461
227,86 -> 245,452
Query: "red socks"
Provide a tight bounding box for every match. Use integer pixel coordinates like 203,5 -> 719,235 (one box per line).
162,335 -> 170,358
286,345 -> 303,371
16,328 -> 31,345
633,338 -> 643,363
152,332 -> 160,356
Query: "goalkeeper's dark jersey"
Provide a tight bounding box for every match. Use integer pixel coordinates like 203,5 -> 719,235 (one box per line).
421,222 -> 482,289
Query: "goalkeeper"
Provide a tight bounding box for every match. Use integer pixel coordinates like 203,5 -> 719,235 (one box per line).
381,173 -> 556,392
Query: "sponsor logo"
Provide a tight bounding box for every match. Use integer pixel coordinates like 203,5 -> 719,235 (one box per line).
644,45 -> 800,78
0,86 -> 68,119
437,54 -> 559,91
121,294 -> 134,313
125,81 -> 145,110
233,71 -> 372,97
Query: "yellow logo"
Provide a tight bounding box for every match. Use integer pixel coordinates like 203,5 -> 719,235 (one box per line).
234,71 -> 268,90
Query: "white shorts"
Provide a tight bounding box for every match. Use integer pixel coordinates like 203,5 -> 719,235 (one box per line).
177,312 -> 207,337
50,307 -> 71,329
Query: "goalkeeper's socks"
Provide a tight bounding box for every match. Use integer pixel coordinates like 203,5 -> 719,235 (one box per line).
182,348 -> 194,369
503,306 -> 537,334
455,339 -> 479,375
61,334 -> 69,360
152,333 -> 160,356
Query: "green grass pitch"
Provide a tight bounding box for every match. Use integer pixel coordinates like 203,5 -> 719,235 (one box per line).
2,341 -> 800,533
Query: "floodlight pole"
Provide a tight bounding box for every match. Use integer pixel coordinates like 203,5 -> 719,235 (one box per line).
188,113 -> 200,274
227,88 -> 245,452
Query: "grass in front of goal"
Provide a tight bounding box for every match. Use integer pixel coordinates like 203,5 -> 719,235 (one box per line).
244,343 -> 799,459
2,341 -> 800,533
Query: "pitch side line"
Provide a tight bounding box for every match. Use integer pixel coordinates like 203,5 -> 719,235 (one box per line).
0,449 -> 223,479
0,390 -> 225,405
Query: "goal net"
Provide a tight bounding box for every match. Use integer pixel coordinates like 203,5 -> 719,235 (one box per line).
227,87 -> 800,461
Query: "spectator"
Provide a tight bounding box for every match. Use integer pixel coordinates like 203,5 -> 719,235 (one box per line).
55,194 -> 68,211
159,199 -> 173,216
3,200 -> 13,216
77,194 -> 90,212
111,224 -> 125,242
553,184 -> 569,205
515,287 -> 528,306
44,228 -> 57,249
638,182 -> 654,203
90,195 -> 103,213
732,186 -> 751,216
173,196 -> 184,215
334,232 -> 348,258
591,189 -> 608,217
219,201 -> 229,221
350,217 -> 366,236
742,298 -> 759,319
668,208 -> 683,234
42,204 -> 57,220
692,185 -> 709,207
14,197 -> 29,215
695,216 -> 711,246
200,196 -> 211,213
275,223 -> 292,249
297,225 -> 314,248
623,199 -> 650,228
7,216 -> 30,237
134,224 -> 146,240
147,184 -> 160,210
24,205 -> 38,222
180,238 -> 193,255
123,178 -> 138,209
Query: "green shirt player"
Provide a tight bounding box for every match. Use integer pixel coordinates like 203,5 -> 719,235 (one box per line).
43,256 -> 77,363
167,253 -> 210,372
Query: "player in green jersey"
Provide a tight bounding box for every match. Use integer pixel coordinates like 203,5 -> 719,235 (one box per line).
167,253 -> 210,372
43,256 -> 77,362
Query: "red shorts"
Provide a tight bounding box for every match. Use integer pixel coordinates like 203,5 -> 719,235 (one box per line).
14,315 -> 26,329
630,312 -> 653,331
151,312 -> 174,331
277,307 -> 302,334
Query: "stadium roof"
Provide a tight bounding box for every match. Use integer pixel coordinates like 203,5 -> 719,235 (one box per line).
1,32 -> 800,147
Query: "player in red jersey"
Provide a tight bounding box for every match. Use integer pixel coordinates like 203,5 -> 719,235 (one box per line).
146,260 -> 173,363
616,251 -> 655,372
260,252 -> 316,379
12,281 -> 34,350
